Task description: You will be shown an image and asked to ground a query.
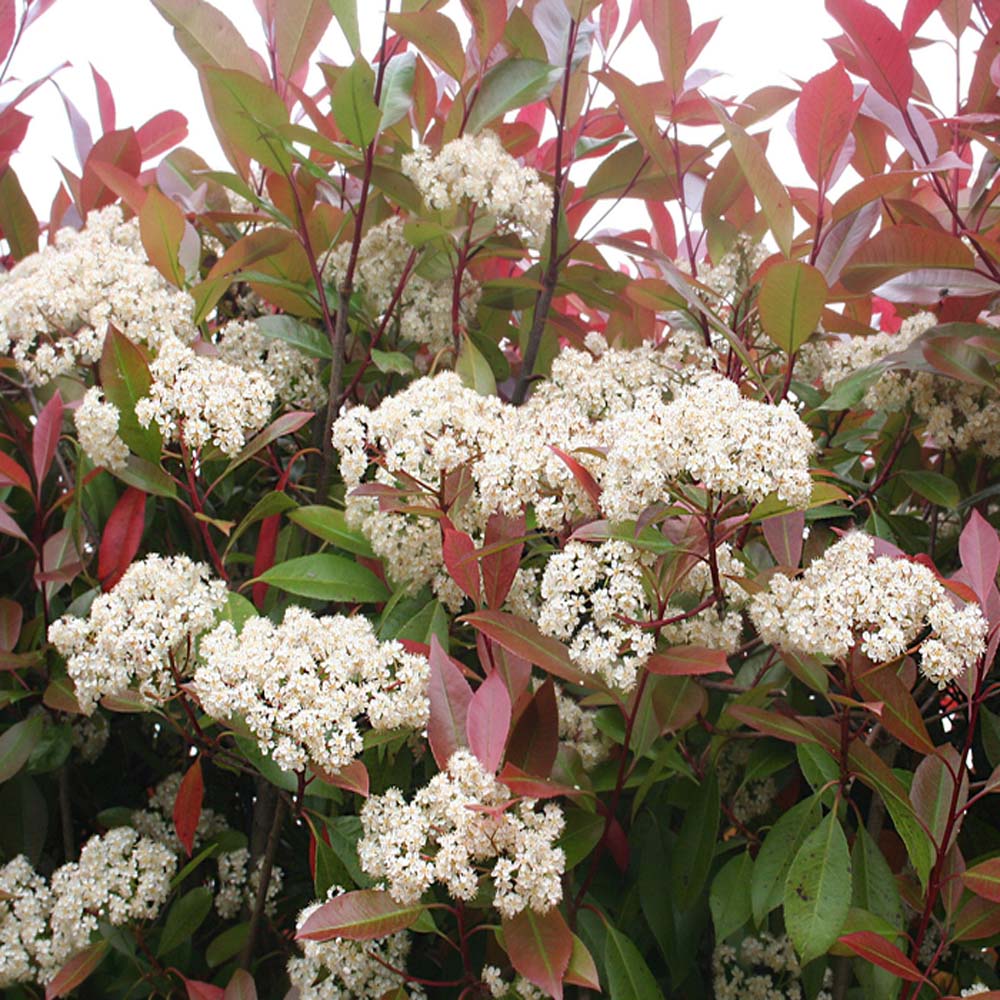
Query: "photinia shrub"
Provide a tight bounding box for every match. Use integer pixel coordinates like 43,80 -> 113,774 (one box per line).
1,0 -> 1000,996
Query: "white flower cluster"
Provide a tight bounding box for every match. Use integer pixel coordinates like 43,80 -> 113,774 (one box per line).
135,335 -> 275,456
0,205 -> 197,384
325,217 -> 480,354
48,554 -> 226,714
332,372 -> 508,608
71,710 -> 110,763
551,681 -> 611,770
288,891 -> 425,1000
696,233 -> 771,304
403,131 -> 553,248
481,966 -> 546,999
750,532 -> 988,687
601,373 -> 814,521
717,741 -> 777,825
803,311 -> 1000,457
961,984 -> 991,997
214,318 -> 324,410
0,829 -> 176,988
358,750 -> 565,918
195,607 -> 429,773
537,540 -> 656,691
74,387 -> 129,471
214,847 -> 284,920
713,932 -> 832,1000
478,340 -> 683,530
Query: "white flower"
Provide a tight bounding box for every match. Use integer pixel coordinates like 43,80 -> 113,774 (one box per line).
135,334 -> 275,455
0,205 -> 196,384
403,131 -> 553,248
195,607 -> 429,773
537,540 -> 656,691
601,373 -> 814,520
358,750 -> 565,918
0,857 -> 56,987
749,532 -> 988,687
74,387 -> 129,470
48,554 -> 226,714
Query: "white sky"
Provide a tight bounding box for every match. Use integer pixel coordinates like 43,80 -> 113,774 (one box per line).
5,0 -> 951,217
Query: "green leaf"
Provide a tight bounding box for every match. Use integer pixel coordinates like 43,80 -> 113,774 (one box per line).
900,470 -> 960,509
370,349 -> 416,375
710,99 -> 793,256
288,506 -> 375,557
710,852 -> 754,942
332,56 -> 381,148
315,834 -> 353,898
603,924 -> 665,999
758,261 -> 828,354
751,795 -> 821,925
207,923 -> 248,967
456,334 -> 497,396
558,807 -> 605,868
378,51 -> 416,130
224,491 -> 297,558
112,455 -> 176,498
671,770 -> 720,909
852,825 -> 903,930
203,67 -> 292,173
783,810 -> 852,965
386,11 -> 465,81
253,553 -> 389,602
466,58 -> 561,135
326,0 -> 360,52
0,168 -> 38,260
0,716 -> 44,784
100,328 -> 161,462
818,363 -> 885,411
158,886 -> 213,956
255,314 -> 332,359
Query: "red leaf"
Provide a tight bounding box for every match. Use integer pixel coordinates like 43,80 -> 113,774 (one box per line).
467,670 -> 512,774
481,511 -> 525,609
498,762 -> 583,800
90,64 -> 116,133
0,598 -> 22,652
549,446 -> 601,507
173,758 -> 204,858
80,128 -> 142,211
0,452 -> 31,493
640,0 -> 691,100
463,610 -> 593,689
223,969 -> 257,1000
856,664 -> 936,756
959,510 -> 1000,609
0,0 -> 14,64
296,889 -> 425,941
836,931 -> 923,981
45,941 -> 109,999
428,635 -> 473,769
507,678 -> 559,777
441,518 -> 480,604
137,110 -> 189,161
795,63 -> 861,189
762,510 -> 805,568
646,646 -> 732,677
87,160 -> 146,214
32,390 -> 63,490
502,907 -> 572,1000
901,0 -> 943,37
185,980 -> 225,1000
826,0 -> 914,109
962,857 -> 1000,902
313,759 -> 369,798
98,488 -> 146,591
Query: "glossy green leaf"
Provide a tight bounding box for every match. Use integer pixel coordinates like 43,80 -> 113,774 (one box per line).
783,810 -> 852,965
752,795 -> 820,925
332,56 -> 381,148
758,261 -> 828,354
710,851 -> 753,942
0,168 -> 38,260
671,770 -> 720,910
158,887 -> 213,956
0,715 -> 44,784
604,924 -> 665,999
378,51 -> 416,130
466,58 -> 560,135
253,553 -> 389,602
288,506 -> 375,557
255,314 -> 332,358
901,470 -> 960,509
